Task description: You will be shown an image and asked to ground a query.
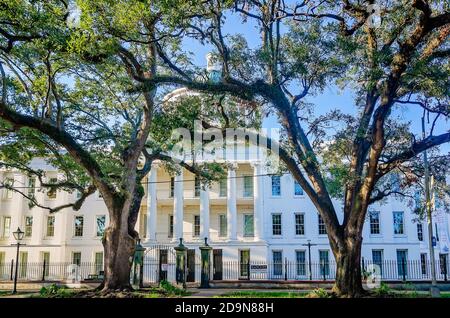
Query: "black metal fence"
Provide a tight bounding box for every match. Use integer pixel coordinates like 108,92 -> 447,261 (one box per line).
0,258 -> 448,283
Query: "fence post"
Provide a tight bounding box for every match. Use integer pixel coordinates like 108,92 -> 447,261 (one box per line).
444,256 -> 448,282
321,260 -> 326,281
284,258 -> 287,281
41,259 -> 46,281
402,258 -> 406,282
10,259 -> 14,281
247,261 -> 250,280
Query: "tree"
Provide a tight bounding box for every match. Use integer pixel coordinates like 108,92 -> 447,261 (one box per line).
0,0 -> 229,292
130,0 -> 449,296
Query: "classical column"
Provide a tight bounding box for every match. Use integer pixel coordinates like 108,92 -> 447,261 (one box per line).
200,183 -> 210,241
31,177 -> 45,245
227,163 -> 237,241
173,170 -> 184,241
11,173 -> 25,235
146,163 -> 158,242
251,161 -> 263,241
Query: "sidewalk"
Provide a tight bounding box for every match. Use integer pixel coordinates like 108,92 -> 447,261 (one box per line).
184,288 -> 313,298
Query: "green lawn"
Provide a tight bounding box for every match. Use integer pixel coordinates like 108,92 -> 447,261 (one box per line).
215,291 -> 309,298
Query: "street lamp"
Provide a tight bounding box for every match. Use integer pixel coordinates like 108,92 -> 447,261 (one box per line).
12,227 -> 24,294
302,240 -> 317,281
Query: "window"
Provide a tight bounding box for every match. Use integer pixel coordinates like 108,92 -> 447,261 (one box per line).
170,177 -> 174,197
74,216 -> 84,237
239,250 -> 250,278
272,214 -> 282,236
193,215 -> 200,237
319,250 -> 330,277
194,176 -> 200,197
2,216 -> 11,238
296,251 -> 306,276
47,177 -> 58,199
46,216 -> 55,237
94,252 -> 104,274
393,211 -> 404,235
19,252 -> 28,278
168,215 -> 174,238
219,179 -> 227,197
24,216 -> 33,237
272,251 -> 283,276
439,254 -> 448,275
420,253 -> 428,276
243,214 -> 254,237
3,178 -> 14,199
219,214 -> 227,237
42,252 -> 50,276
435,223 -> 439,241
369,211 -> 380,235
96,215 -> 106,237
396,250 -> 408,278
0,252 -> 5,278
28,177 -> 36,198
372,250 -> 383,275
294,181 -> 304,196
318,214 -> 327,235
243,176 -> 253,197
271,175 -> 281,196
72,252 -> 81,266
417,223 -> 423,241
295,213 -> 305,235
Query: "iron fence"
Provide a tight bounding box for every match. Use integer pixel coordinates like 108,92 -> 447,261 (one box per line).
0,258 -> 448,283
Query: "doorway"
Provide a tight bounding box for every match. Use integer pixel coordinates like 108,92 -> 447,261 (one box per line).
213,249 -> 223,280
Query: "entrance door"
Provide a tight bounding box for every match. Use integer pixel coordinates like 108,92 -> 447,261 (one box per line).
159,249 -> 168,282
213,249 -> 223,280
239,250 -> 250,280
187,249 -> 196,282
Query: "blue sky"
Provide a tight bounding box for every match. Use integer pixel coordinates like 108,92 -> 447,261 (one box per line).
181,10 -> 449,153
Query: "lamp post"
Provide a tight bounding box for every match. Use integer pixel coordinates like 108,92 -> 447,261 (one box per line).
302,240 -> 317,281
12,227 -> 24,294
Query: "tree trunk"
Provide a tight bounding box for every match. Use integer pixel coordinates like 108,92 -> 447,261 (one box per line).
332,235 -> 365,297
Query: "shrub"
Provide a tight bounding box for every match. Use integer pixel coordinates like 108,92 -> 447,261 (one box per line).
39,284 -> 73,298
158,280 -> 188,297
372,282 -> 392,297
307,288 -> 330,298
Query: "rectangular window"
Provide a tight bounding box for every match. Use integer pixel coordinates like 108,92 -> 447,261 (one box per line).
417,223 -> 423,241
42,252 -> 50,276
27,177 -> 36,198
319,250 -> 330,277
243,214 -> 254,237
295,213 -> 305,235
168,215 -> 174,238
219,179 -> 227,197
271,175 -> 281,196
24,216 -> 33,237
372,250 -> 383,275
94,252 -> 104,274
96,215 -> 106,237
396,250 -> 408,278
194,176 -> 200,197
272,251 -> 283,276
272,214 -> 282,236
296,251 -> 306,276
239,250 -> 250,278
219,214 -> 227,237
3,178 -> 14,199
318,214 -> 327,235
2,216 -> 11,238
294,181 -> 304,196
440,254 -> 448,275
369,211 -> 380,235
420,253 -> 428,276
46,216 -> 55,237
74,216 -> 84,237
72,252 -> 81,266
193,215 -> 200,237
47,177 -> 58,199
170,177 -> 174,197
19,252 -> 28,278
243,176 -> 253,197
393,211 -> 404,235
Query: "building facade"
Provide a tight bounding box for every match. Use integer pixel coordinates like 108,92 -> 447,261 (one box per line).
1,155 -> 449,282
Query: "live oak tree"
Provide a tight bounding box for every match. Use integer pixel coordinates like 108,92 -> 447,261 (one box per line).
0,0 -> 230,292
129,0 -> 449,296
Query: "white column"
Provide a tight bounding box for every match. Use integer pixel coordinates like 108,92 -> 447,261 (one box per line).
11,173 -> 25,234
252,161 -> 263,241
31,178 -> 45,245
146,163 -> 158,242
227,163 -> 237,241
200,183 -> 210,241
173,171 -> 184,241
